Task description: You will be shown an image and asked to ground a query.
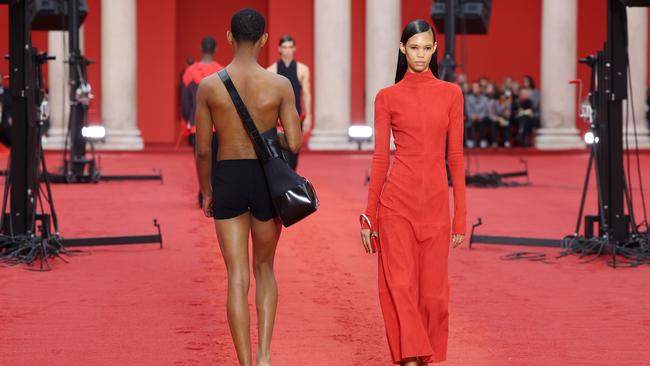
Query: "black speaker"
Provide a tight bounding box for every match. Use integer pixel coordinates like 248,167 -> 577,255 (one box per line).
29,0 -> 88,31
431,0 -> 492,35
619,0 -> 650,6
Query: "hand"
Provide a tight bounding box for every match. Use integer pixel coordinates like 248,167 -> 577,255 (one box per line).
202,193 -> 213,218
451,234 -> 465,248
360,228 -> 378,254
302,115 -> 313,134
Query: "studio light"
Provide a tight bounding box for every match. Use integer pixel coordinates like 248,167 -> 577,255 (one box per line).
584,131 -> 599,145
348,125 -> 373,139
81,125 -> 105,140
348,125 -> 373,151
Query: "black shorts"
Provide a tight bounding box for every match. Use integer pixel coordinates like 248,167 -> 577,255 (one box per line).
211,159 -> 277,221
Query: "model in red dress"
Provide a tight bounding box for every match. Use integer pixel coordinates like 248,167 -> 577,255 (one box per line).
361,20 -> 466,365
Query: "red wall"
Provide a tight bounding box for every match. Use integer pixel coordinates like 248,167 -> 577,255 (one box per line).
137,0 -> 177,143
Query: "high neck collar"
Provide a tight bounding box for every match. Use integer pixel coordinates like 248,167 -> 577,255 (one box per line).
401,70 -> 437,83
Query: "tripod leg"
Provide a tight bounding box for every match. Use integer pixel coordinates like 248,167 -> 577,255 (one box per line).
0,152 -> 12,234
575,147 -> 594,235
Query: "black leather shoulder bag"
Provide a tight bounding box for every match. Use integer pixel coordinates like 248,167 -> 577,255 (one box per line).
218,69 -> 319,227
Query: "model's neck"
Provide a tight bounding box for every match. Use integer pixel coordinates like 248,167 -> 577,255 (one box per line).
407,66 -> 430,74
280,55 -> 294,65
200,55 -> 213,64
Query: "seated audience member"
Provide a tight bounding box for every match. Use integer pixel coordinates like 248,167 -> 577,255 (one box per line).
465,81 -> 490,148
514,88 -> 536,147
488,84 -> 513,147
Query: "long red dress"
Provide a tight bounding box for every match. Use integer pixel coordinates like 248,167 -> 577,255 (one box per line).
365,70 -> 467,364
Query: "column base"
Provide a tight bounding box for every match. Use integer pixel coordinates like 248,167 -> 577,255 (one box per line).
42,127 -> 145,151
535,127 -> 585,150
96,128 -> 144,151
308,128 -> 369,151
42,128 -> 68,150
624,128 -> 650,149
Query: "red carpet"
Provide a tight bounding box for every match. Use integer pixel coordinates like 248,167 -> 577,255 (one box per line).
1,149 -> 649,365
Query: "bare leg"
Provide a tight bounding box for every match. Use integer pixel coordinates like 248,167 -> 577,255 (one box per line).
251,216 -> 282,366
215,213 -> 253,366
402,358 -> 418,366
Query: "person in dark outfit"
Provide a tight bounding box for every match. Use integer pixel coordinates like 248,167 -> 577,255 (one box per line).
181,37 -> 223,207
267,35 -> 312,170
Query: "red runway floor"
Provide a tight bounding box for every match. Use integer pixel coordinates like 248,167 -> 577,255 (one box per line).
1,149 -> 649,365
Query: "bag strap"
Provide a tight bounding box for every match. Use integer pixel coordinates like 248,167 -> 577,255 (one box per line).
217,69 -> 271,161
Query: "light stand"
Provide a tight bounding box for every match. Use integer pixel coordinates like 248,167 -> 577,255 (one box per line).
471,1 -> 650,268
47,0 -> 162,184
0,0 -> 163,271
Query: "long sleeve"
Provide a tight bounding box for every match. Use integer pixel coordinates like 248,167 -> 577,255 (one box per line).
447,87 -> 467,235
365,90 -> 391,229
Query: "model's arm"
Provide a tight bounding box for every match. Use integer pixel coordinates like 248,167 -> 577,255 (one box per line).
194,81 -> 214,216
299,64 -> 312,132
278,78 -> 302,153
448,86 -> 467,235
364,90 -> 391,229
266,63 -> 277,73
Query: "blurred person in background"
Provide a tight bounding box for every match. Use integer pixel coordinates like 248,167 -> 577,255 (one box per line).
267,34 -> 312,170
486,82 -> 511,148
514,88 -> 536,147
182,36 -> 223,206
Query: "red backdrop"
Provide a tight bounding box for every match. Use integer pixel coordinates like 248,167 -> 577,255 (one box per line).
0,1 -> 649,145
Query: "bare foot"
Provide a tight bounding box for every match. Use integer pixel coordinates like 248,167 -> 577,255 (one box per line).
256,354 -> 271,366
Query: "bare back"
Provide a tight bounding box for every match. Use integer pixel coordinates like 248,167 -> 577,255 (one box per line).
198,64 -> 299,161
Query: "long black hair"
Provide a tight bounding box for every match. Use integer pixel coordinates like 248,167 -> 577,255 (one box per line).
395,19 -> 439,83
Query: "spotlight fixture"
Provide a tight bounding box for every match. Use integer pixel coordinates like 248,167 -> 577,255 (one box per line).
348,125 -> 373,150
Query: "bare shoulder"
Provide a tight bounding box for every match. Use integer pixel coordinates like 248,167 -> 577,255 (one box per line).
264,69 -> 293,90
197,72 -> 226,101
297,62 -> 310,74
266,62 -> 277,73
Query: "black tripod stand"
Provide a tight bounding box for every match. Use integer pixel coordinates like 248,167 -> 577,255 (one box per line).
470,0 -> 650,268
45,0 -> 162,184
1,0 -> 163,271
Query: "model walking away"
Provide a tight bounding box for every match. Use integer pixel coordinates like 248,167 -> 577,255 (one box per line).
194,8 -> 301,366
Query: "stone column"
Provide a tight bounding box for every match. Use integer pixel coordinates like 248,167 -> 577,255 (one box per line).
100,0 -> 143,150
365,0 -> 400,127
43,28 -> 85,149
536,0 -> 583,149
43,31 -> 70,149
625,7 -> 650,148
308,0 -> 354,150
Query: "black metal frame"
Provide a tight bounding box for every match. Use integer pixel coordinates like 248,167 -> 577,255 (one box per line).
1,0 -> 162,270
470,0 -> 648,251
47,0 -> 162,184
